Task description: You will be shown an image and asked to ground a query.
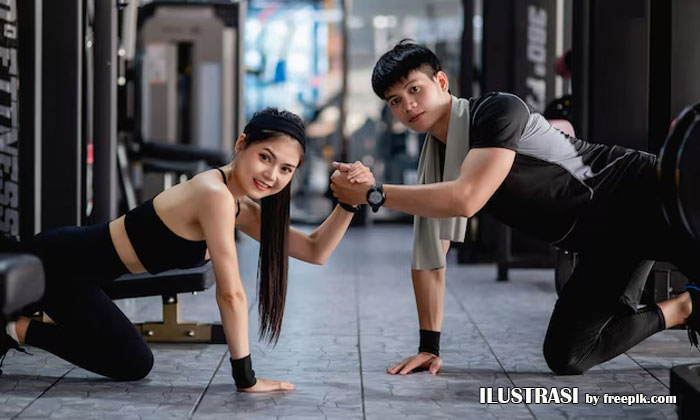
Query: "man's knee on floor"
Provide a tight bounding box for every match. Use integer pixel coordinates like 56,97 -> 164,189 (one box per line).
543,339 -> 589,375
544,353 -> 588,375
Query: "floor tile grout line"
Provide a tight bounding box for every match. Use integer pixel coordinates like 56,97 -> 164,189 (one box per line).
625,353 -> 669,390
12,365 -> 75,420
354,264 -> 367,420
188,300 -> 255,419
446,282 -> 538,420
188,348 -> 229,419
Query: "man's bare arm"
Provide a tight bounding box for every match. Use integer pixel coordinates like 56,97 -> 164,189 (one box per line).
331,147 -> 516,218
388,241 -> 450,376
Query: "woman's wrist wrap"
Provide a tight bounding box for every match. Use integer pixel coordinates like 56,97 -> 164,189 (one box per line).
230,355 -> 257,388
338,201 -> 360,213
418,330 -> 441,356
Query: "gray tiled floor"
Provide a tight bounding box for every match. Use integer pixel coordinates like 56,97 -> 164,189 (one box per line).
1,225 -> 695,419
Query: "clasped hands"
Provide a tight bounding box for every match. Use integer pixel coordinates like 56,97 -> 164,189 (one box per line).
330,161 -> 375,206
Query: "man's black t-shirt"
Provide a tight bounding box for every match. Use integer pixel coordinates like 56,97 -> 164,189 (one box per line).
469,92 -> 657,244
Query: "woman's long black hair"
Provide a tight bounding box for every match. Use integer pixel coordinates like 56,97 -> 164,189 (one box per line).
240,108 -> 305,344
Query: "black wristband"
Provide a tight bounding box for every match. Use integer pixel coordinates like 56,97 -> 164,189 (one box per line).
418,330 -> 441,356
338,202 -> 360,213
230,354 -> 257,389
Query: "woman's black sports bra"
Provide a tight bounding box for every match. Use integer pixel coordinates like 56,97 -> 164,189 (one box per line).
124,168 -> 236,274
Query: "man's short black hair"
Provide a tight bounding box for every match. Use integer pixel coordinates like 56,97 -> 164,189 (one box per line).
371,40 -> 443,99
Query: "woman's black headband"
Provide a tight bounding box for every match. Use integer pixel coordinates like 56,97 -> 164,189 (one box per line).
244,114 -> 306,152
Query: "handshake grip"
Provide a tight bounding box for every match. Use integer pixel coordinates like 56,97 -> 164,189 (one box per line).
329,161 -> 376,208
331,161 -> 375,186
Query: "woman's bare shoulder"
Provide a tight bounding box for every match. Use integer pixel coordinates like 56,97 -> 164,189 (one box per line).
189,170 -> 235,213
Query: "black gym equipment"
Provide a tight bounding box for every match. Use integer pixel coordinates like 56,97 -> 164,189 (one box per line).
41,0 -> 85,230
645,261 -> 689,304
482,0 -> 560,110
572,0 -> 700,154
658,103 -> 700,242
658,105 -> 698,238
671,364 -> 700,420
16,0 -> 42,241
0,254 -> 44,319
0,253 -> 44,376
543,94 -> 572,122
677,119 -> 700,242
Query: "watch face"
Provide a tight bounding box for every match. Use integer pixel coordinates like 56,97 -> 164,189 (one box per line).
369,190 -> 382,204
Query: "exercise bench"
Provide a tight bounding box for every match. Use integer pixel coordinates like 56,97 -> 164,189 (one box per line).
103,262 -> 226,344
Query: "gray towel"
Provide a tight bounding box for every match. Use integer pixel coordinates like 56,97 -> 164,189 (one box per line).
411,96 -> 470,270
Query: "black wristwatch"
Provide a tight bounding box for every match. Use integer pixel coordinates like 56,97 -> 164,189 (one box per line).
366,183 -> 385,213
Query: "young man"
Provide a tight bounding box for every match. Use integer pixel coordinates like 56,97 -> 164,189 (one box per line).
330,41 -> 700,376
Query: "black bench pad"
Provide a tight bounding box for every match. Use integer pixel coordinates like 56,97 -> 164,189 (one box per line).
104,262 -> 215,300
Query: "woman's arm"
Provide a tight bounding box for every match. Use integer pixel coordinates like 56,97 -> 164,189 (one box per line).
197,184 -> 293,392
235,162 -> 374,265
234,197 -> 353,265
197,186 -> 250,359
288,206 -> 355,265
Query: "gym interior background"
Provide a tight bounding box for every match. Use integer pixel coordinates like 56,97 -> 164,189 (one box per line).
2,0 -> 700,418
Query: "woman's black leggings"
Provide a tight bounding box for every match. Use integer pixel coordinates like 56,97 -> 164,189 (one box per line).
23,223 -> 153,381
543,161 -> 700,375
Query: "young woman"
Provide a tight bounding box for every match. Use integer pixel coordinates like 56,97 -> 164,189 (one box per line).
0,108 -> 372,392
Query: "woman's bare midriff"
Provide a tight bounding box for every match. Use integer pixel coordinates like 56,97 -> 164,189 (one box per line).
107,175 -> 217,274
109,216 -> 147,274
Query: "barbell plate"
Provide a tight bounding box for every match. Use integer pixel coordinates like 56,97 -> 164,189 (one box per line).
677,111 -> 700,241
658,105 -> 697,235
